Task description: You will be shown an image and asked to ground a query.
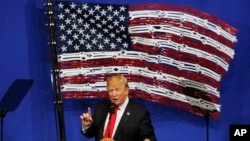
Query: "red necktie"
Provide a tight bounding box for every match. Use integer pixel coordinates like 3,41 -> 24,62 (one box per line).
104,107 -> 118,138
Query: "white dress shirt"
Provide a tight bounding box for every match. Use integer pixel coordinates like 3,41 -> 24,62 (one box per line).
103,97 -> 129,138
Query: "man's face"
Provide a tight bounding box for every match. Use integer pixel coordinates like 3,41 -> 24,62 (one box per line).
107,81 -> 128,106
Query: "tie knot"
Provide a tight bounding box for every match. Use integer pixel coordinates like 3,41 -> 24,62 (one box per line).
114,106 -> 118,112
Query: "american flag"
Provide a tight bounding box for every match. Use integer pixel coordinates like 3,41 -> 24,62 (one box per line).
52,1 -> 238,118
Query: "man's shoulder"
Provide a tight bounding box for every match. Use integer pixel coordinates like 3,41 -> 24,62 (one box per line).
128,99 -> 147,111
93,100 -> 110,113
96,99 -> 110,107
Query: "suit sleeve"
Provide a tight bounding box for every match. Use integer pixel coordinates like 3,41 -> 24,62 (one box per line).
139,109 -> 157,141
81,117 -> 98,138
81,101 -> 109,140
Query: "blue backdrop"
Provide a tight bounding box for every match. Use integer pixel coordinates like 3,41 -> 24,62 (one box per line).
0,0 -> 249,141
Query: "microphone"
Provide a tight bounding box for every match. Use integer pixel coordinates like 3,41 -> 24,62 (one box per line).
109,103 -> 116,114
104,103 -> 116,138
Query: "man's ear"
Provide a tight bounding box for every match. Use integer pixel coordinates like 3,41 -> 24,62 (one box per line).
125,88 -> 129,95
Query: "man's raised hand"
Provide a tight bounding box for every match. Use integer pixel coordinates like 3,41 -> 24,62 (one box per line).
80,107 -> 93,129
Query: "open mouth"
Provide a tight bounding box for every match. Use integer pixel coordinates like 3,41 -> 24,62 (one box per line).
111,98 -> 118,103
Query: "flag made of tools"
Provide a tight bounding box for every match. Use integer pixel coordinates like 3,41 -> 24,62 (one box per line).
52,1 -> 238,118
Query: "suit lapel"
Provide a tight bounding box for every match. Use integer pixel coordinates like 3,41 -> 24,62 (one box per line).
113,101 -> 133,139
98,102 -> 110,140
99,113 -> 108,139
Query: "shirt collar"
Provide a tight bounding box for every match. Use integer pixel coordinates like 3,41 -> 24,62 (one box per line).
118,97 -> 129,111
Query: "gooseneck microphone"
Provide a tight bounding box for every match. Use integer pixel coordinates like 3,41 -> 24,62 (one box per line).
103,103 -> 116,138
109,103 -> 116,115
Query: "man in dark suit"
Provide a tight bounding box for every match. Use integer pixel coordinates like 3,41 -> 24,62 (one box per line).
80,75 -> 157,141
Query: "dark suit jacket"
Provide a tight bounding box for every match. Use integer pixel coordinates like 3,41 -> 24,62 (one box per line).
83,99 -> 157,141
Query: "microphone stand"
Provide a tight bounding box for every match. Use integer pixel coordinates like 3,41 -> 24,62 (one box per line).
107,113 -> 113,137
0,109 -> 7,141
203,111 -> 210,141
0,79 -> 34,141
104,104 -> 115,138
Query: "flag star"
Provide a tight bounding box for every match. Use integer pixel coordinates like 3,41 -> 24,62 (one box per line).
122,42 -> 129,48
58,13 -> 64,20
83,13 -> 88,18
60,34 -> 67,41
116,29 -> 120,33
107,15 -> 113,21
119,15 -> 125,21
103,28 -> 108,33
113,20 -> 119,26
89,8 -> 95,15
64,8 -> 70,13
101,19 -> 107,25
59,24 -> 65,30
98,44 -> 104,50
72,23 -> 77,29
120,25 -> 126,31
96,23 -> 102,28
74,44 -> 80,50
110,33 -> 115,38
82,3 -> 88,10
71,13 -> 77,19
95,14 -> 101,20
85,34 -> 90,40
66,29 -> 72,35
77,8 -> 82,14
90,18 -> 95,23
86,43 -> 92,49
70,3 -> 76,9
100,9 -> 107,16
107,5 -> 114,11
84,23 -> 90,29
58,2 -> 64,9
61,45 -> 67,52
78,28 -> 84,34
108,24 -> 114,29
90,28 -> 97,34
95,5 -> 101,11
78,18 -> 83,24
120,6 -> 126,12
65,18 -> 71,24
122,34 -> 127,38
110,43 -> 116,49
67,39 -> 73,45
104,38 -> 110,44
79,38 -> 85,44
73,33 -> 79,39
97,33 -> 103,39
92,39 -> 98,44
113,10 -> 119,16
116,37 -> 122,43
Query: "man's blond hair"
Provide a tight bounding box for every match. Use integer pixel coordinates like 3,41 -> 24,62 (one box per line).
107,75 -> 129,89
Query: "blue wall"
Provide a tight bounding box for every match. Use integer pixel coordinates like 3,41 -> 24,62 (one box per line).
0,0 -> 249,141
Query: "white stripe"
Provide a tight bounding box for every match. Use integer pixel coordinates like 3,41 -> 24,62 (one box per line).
60,82 -> 221,112
59,66 -> 220,98
132,36 -> 229,71
129,24 -> 235,58
131,37 -> 229,71
129,10 -> 237,42
58,51 -> 222,81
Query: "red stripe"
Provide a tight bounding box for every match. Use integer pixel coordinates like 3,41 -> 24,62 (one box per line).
131,33 -> 232,63
130,18 -> 235,49
59,58 -> 220,89
60,73 -> 220,103
129,4 -> 238,35
63,90 -> 219,118
132,44 -> 227,75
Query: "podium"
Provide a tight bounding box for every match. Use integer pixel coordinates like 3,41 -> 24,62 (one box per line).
0,79 -> 34,141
